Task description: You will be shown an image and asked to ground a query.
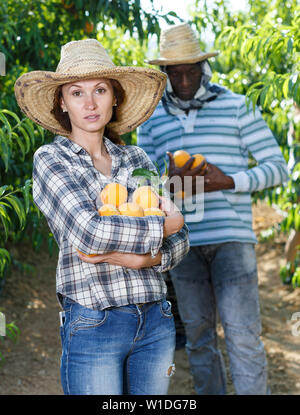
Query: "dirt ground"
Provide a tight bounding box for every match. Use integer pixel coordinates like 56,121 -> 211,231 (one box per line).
0,200 -> 299,395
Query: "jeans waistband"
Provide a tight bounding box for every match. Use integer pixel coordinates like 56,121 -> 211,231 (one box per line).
62,296 -> 164,314
107,299 -> 162,313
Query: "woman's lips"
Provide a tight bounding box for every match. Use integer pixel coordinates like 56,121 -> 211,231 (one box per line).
84,114 -> 100,122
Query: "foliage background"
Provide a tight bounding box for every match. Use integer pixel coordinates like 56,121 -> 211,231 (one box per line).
0,0 -> 299,354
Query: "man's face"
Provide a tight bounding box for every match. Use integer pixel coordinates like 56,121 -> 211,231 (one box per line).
166,63 -> 202,101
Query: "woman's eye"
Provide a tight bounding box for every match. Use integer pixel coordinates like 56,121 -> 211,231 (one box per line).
72,91 -> 82,97
96,88 -> 106,94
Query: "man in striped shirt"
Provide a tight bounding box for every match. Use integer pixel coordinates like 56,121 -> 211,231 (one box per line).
137,23 -> 288,395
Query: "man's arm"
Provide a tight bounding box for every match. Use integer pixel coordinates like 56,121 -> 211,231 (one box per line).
171,99 -> 289,194
228,100 -> 289,193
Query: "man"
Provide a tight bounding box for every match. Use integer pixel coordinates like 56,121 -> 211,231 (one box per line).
137,22 -> 289,395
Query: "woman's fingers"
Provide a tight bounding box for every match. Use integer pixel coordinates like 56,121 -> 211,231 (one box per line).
76,250 -> 106,263
159,195 -> 180,214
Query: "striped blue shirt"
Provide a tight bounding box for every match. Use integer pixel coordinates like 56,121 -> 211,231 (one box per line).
137,87 -> 288,246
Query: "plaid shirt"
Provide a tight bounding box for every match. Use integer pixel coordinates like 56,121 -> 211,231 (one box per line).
32,135 -> 189,310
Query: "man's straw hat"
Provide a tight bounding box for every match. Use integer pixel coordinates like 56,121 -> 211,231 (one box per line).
147,22 -> 219,66
14,39 -> 167,136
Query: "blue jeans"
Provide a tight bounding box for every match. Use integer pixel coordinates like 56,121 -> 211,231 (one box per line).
59,297 -> 176,395
169,242 -> 268,395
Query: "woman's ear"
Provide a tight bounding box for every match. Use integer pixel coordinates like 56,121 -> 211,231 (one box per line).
60,97 -> 68,113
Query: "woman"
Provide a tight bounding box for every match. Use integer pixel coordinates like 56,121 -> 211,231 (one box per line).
14,39 -> 189,395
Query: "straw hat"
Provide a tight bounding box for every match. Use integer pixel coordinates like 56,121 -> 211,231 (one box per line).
147,22 -> 219,66
14,39 -> 167,136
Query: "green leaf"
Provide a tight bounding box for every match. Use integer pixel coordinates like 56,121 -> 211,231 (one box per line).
283,76 -> 291,99
287,37 -> 294,53
23,119 -> 36,149
163,158 -> 168,176
0,112 -> 12,144
4,195 -> 26,230
0,135 -> 10,172
0,205 -> 11,241
22,179 -> 32,214
295,206 -> 300,230
0,185 -> 11,198
12,132 -> 26,161
0,248 -> 11,275
18,126 -> 31,154
132,168 -> 158,178
2,109 -> 21,125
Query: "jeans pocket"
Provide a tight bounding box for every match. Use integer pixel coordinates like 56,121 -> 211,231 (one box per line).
159,300 -> 173,319
70,305 -> 108,334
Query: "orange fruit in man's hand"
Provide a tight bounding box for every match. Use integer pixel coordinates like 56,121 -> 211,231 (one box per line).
118,202 -> 144,217
132,185 -> 159,210
190,153 -> 207,171
100,182 -> 128,207
173,150 -> 191,168
98,204 -> 120,216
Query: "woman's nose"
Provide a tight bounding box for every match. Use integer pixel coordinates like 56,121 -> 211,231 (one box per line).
85,94 -> 96,109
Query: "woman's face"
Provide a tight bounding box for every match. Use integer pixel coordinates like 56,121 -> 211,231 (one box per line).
60,78 -> 116,135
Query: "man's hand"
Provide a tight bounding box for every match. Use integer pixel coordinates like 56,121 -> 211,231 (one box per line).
77,250 -> 162,269
203,163 -> 235,192
166,151 -> 206,194
166,152 -> 234,194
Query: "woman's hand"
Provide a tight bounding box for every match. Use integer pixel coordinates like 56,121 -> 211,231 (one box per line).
77,250 -> 162,269
159,195 -> 185,237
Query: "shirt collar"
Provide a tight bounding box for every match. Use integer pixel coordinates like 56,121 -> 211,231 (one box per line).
54,135 -> 84,154
53,135 -> 125,178
54,135 -> 125,157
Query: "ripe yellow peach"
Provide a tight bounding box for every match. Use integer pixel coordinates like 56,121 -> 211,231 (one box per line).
98,204 -> 120,216
100,182 -> 128,208
191,153 -> 207,170
132,185 -> 159,210
173,150 -> 191,168
118,202 -> 144,217
144,207 -> 166,216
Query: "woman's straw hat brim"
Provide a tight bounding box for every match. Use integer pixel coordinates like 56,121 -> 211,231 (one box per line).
14,39 -> 167,136
147,22 -> 219,66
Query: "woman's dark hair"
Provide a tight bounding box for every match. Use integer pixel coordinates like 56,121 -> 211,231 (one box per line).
51,79 -> 125,145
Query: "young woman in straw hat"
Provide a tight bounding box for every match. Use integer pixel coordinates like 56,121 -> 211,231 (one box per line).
14,39 -> 189,395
